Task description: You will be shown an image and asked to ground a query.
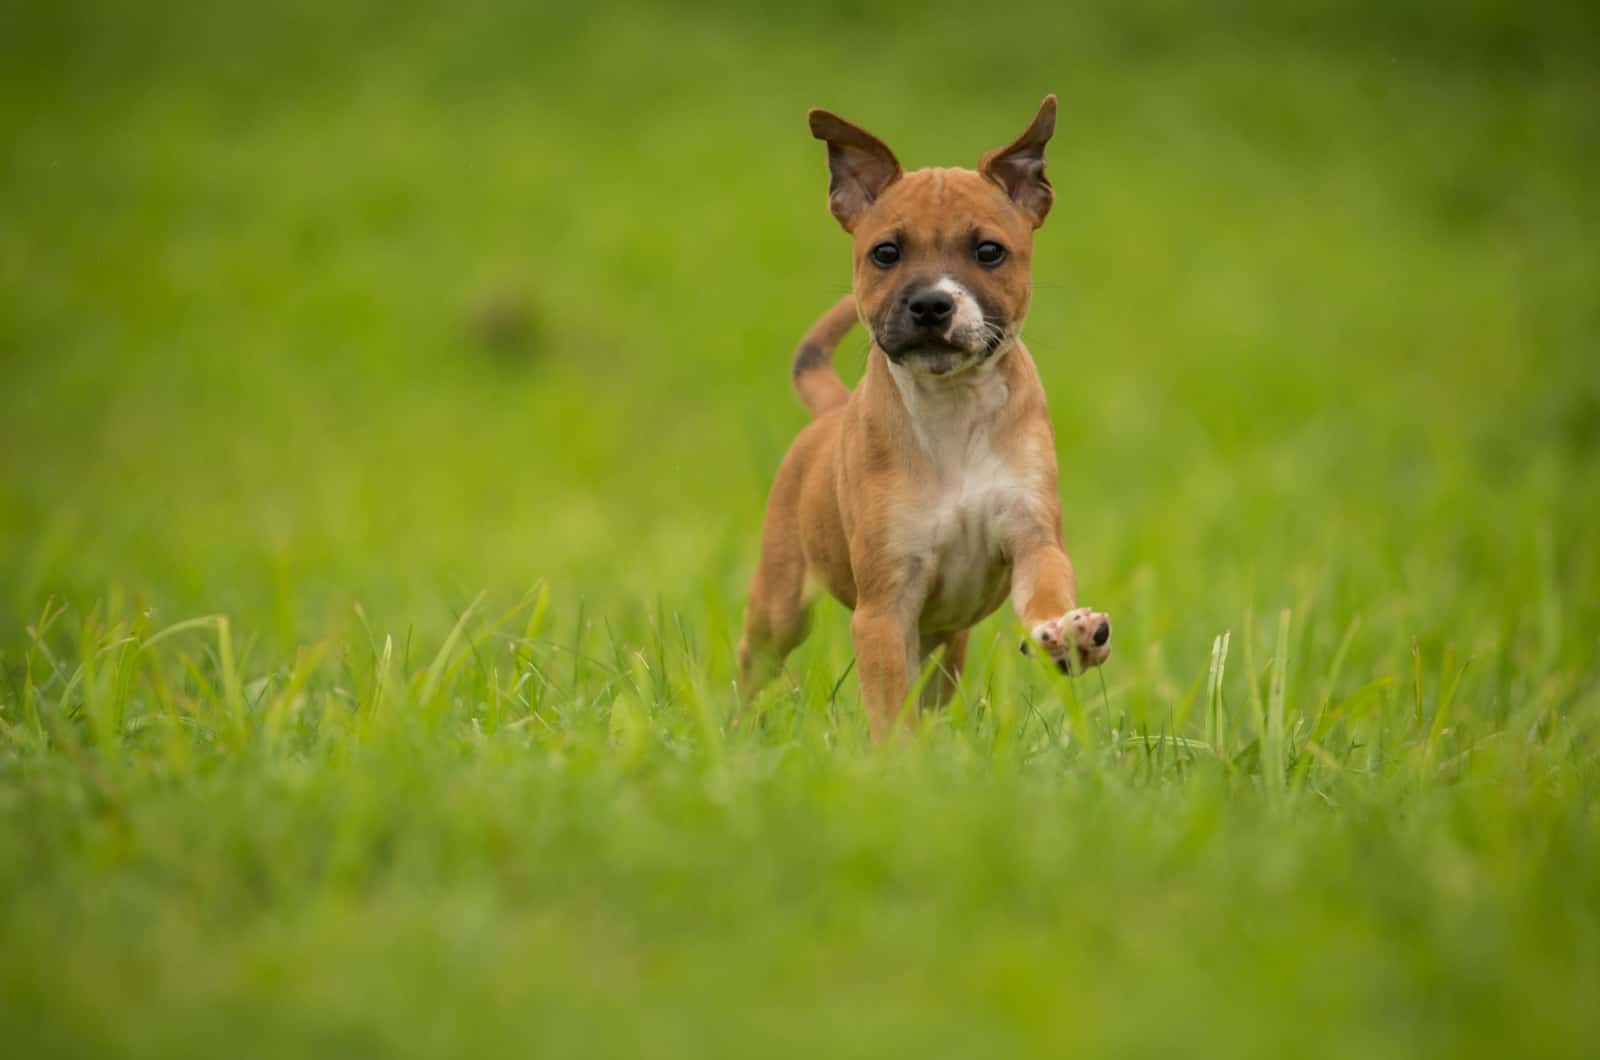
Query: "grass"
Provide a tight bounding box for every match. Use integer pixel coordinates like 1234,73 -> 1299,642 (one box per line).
2,1 -> 1599,1056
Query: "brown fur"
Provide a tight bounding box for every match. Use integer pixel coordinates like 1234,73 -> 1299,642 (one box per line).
741,97 -> 1111,743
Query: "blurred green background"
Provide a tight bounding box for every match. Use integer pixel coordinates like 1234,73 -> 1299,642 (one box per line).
2,1 -> 1598,1057
5,0 -> 1595,652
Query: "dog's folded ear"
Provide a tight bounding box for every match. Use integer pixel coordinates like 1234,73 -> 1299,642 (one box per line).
979,95 -> 1057,228
808,109 -> 903,233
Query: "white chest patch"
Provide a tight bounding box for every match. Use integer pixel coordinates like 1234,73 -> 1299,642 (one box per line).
887,357 -> 1041,633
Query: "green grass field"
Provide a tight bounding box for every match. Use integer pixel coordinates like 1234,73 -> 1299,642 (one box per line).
3,2 -> 1599,1056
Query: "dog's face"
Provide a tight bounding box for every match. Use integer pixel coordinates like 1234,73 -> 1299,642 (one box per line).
809,97 -> 1056,377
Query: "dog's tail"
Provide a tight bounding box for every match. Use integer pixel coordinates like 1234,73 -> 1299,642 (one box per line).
791,295 -> 858,417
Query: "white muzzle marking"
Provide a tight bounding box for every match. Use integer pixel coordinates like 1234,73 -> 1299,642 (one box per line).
933,275 -> 989,353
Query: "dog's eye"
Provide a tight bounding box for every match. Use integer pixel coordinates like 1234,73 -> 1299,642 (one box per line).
868,242 -> 901,268
974,241 -> 1007,267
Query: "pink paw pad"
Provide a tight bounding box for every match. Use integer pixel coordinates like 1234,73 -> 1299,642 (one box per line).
1022,607 -> 1112,674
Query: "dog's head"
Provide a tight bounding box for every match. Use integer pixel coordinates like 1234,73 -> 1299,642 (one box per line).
808,96 -> 1055,377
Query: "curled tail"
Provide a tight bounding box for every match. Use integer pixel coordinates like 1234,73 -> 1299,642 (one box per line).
791,294 -> 859,416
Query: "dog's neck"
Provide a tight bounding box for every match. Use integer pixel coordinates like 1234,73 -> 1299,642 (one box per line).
879,342 -> 1015,467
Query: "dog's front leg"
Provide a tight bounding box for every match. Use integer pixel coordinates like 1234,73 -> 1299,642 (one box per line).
1011,535 -> 1112,673
851,603 -> 918,744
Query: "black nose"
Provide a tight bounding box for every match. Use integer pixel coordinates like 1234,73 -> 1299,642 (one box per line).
907,288 -> 954,328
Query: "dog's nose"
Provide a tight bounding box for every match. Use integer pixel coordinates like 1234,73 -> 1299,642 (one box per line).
907,289 -> 955,329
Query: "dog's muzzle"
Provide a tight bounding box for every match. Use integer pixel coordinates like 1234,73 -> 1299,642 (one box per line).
877,278 -> 1006,373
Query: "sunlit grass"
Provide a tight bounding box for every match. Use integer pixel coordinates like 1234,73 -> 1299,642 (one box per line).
5,584 -> 1597,1056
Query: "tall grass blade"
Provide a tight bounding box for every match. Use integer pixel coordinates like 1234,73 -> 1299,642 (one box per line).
1265,609 -> 1290,805
1421,646 -> 1470,781
417,592 -> 483,710
1205,630 -> 1231,761
1292,617 -> 1359,791
216,616 -> 247,748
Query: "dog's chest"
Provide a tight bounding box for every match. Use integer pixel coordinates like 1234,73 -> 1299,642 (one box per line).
890,367 -> 1037,631
917,445 -> 1029,628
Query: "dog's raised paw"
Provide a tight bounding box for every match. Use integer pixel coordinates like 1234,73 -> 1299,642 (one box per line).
1029,607 -> 1112,674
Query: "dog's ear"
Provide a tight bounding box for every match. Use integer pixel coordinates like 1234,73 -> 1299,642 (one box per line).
979,95 -> 1056,228
808,108 -> 903,232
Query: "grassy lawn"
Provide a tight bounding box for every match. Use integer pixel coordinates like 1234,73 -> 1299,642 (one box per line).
3,2 -> 1598,1056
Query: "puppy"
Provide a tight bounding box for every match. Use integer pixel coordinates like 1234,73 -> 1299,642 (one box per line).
739,96 -> 1111,742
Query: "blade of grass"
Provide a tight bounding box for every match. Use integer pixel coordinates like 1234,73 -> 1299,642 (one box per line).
1205,630 -> 1231,761
1421,646 -> 1470,781
1243,606 -> 1265,761
1266,609 -> 1291,806
416,592 -> 484,711
1292,617 -> 1359,791
216,616 -> 247,749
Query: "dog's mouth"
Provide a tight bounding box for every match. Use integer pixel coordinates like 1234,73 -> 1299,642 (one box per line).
879,325 -> 1012,376
889,341 -> 978,376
